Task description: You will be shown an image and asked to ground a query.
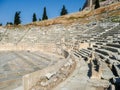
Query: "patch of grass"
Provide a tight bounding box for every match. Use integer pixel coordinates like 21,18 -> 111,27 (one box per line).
111,16 -> 120,22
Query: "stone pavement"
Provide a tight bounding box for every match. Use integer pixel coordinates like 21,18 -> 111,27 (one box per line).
13,86 -> 23,90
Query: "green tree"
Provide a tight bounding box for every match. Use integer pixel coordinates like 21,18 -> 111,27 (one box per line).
32,13 -> 37,22
39,18 -> 41,21
0,23 -> 2,26
14,11 -> 21,25
42,7 -> 48,20
6,22 -> 13,26
95,0 -> 100,9
79,8 -> 82,11
82,0 -> 88,10
60,5 -> 68,16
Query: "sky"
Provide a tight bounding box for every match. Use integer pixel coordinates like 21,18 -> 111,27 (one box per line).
0,0 -> 86,25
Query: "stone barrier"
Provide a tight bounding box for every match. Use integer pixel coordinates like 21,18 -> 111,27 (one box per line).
23,50 -> 76,90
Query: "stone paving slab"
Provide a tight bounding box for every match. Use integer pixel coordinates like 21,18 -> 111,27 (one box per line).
13,86 -> 23,90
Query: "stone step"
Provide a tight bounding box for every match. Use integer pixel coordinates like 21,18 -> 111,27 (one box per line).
101,46 -> 119,53
74,51 -> 88,59
95,49 -> 109,56
80,49 -> 91,55
106,43 -> 120,49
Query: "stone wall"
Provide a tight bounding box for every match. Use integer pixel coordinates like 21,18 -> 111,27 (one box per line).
23,59 -> 66,90
23,50 -> 76,90
0,43 -> 56,53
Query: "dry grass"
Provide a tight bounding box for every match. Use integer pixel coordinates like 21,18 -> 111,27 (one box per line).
5,2 -> 120,29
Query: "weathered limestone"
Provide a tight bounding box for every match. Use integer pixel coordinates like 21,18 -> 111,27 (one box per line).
0,2 -> 120,90
0,51 -> 62,90
23,51 -> 76,90
101,62 -> 114,80
90,53 -> 102,79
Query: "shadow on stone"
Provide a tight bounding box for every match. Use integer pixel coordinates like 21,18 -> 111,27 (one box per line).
87,62 -> 92,78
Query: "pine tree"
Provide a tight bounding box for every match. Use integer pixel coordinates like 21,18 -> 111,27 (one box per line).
42,7 -> 48,20
6,22 -> 13,26
32,13 -> 37,22
39,18 -> 41,21
82,0 -> 88,10
14,11 -> 21,25
95,0 -> 100,9
60,5 -> 68,16
79,8 -> 82,11
0,23 -> 2,26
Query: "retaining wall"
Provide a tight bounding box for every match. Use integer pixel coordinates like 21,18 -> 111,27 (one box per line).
23,50 -> 75,90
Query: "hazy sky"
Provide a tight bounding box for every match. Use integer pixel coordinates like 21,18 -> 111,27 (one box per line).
0,0 -> 86,25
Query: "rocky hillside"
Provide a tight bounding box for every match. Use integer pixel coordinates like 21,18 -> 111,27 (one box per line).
27,2 -> 120,26
3,2 -> 120,28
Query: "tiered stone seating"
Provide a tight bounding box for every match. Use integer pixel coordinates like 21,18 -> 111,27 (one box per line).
83,25 -> 105,36
106,43 -> 120,49
100,46 -> 120,60
73,50 -> 90,60
74,49 -> 114,81
0,28 -> 7,41
75,48 -> 92,57
0,8 -> 120,90
101,25 -> 120,38
80,49 -> 91,55
0,28 -> 28,44
86,41 -> 120,89
95,48 -> 109,56
101,46 -> 119,53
